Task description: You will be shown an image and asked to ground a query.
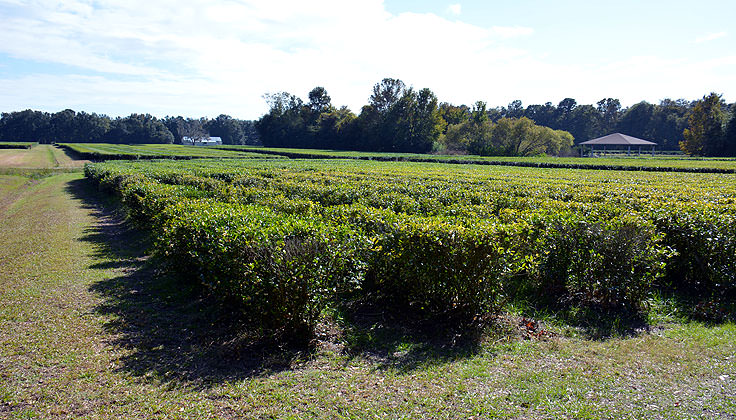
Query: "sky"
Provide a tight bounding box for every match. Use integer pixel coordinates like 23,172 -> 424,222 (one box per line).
0,0 -> 734,119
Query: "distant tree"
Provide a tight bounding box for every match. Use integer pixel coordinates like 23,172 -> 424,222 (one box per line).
525,102 -> 557,129
681,93 -> 726,156
437,102 -> 469,132
351,79 -> 443,153
105,114 -> 173,144
444,117 -> 573,157
369,78 -> 406,113
493,117 -> 573,156
181,118 -> 209,142
256,92 -> 308,147
722,103 -> 736,156
405,87 -> 444,152
557,98 -> 577,116
312,106 -> 357,150
73,111 -> 110,142
206,114 -> 244,145
505,100 -> 524,119
617,101 -> 654,139
649,99 -> 691,150
307,87 -> 332,115
0,110 -> 51,143
567,105 -> 601,143
596,98 -> 622,134
555,98 -> 579,137
49,109 -> 77,142
443,117 -> 494,155
471,101 -> 488,124
240,120 -> 261,145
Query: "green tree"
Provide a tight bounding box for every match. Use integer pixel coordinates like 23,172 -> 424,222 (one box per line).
312,106 -> 356,150
649,99 -> 691,150
617,101 -> 654,139
307,87 -> 332,114
256,92 -> 308,148
724,104 -> 736,156
681,93 -> 725,156
494,117 -> 572,156
596,98 -> 622,134
206,114 -> 245,145
444,118 -> 494,155
437,102 -> 469,131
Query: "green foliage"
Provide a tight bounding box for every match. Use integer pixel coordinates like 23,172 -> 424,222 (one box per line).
85,158 -> 736,335
653,209 -> 736,300
532,215 -> 668,313
442,117 -> 574,157
681,93 -> 726,156
160,201 -> 366,338
725,104 -> 736,156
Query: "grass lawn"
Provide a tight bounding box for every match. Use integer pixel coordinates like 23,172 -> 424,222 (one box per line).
0,171 -> 733,419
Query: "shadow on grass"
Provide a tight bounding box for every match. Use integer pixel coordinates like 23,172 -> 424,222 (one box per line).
510,302 -> 650,340
65,178 -> 310,386
64,177 -> 485,386
336,303 -> 490,373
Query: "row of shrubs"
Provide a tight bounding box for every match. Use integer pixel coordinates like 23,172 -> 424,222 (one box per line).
0,142 -> 34,149
214,146 -> 736,174
85,161 -> 736,338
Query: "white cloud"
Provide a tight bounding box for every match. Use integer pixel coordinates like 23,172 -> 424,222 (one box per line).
695,31 -> 727,43
490,26 -> 534,39
0,0 -> 536,117
447,3 -> 461,15
0,0 -> 732,118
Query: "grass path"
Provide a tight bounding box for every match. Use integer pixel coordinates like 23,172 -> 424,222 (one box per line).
0,145 -> 88,171
0,173 -> 734,419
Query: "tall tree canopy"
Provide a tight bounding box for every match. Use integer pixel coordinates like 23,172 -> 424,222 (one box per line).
681,93 -> 726,156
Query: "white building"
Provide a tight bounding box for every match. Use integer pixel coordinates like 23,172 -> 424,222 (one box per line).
182,136 -> 223,146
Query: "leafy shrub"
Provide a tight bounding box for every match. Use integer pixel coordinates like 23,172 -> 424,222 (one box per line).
654,209 -> 736,300
531,215 -> 669,313
159,201 -> 366,338
367,218 -> 509,324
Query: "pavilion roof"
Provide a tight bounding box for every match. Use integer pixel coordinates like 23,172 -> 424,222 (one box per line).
579,133 -> 657,146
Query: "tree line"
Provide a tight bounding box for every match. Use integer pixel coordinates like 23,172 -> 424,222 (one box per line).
0,109 -> 260,145
257,79 -> 736,156
1,81 -> 734,156
256,79 -> 573,156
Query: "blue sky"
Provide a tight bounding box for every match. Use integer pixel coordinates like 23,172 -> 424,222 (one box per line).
0,0 -> 733,119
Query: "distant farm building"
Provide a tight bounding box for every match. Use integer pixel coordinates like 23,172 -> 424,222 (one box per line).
182,136 -> 223,146
579,133 -> 657,157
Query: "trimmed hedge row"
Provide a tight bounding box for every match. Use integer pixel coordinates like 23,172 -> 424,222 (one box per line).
214,146 -> 736,174
0,142 -> 34,149
85,159 -> 736,336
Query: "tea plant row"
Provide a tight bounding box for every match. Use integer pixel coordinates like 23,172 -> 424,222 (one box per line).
216,145 -> 736,173
85,158 -> 736,337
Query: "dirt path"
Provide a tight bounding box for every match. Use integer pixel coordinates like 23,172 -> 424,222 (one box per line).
0,173 -> 734,419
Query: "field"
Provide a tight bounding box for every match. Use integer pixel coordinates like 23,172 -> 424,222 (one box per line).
0,144 -> 87,173
216,145 -> 736,173
58,143 -> 285,160
1,154 -> 734,419
84,158 -> 736,329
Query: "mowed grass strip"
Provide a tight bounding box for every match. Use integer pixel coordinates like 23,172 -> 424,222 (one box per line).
0,172 -> 734,419
0,145 -> 88,172
59,143 -> 283,160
